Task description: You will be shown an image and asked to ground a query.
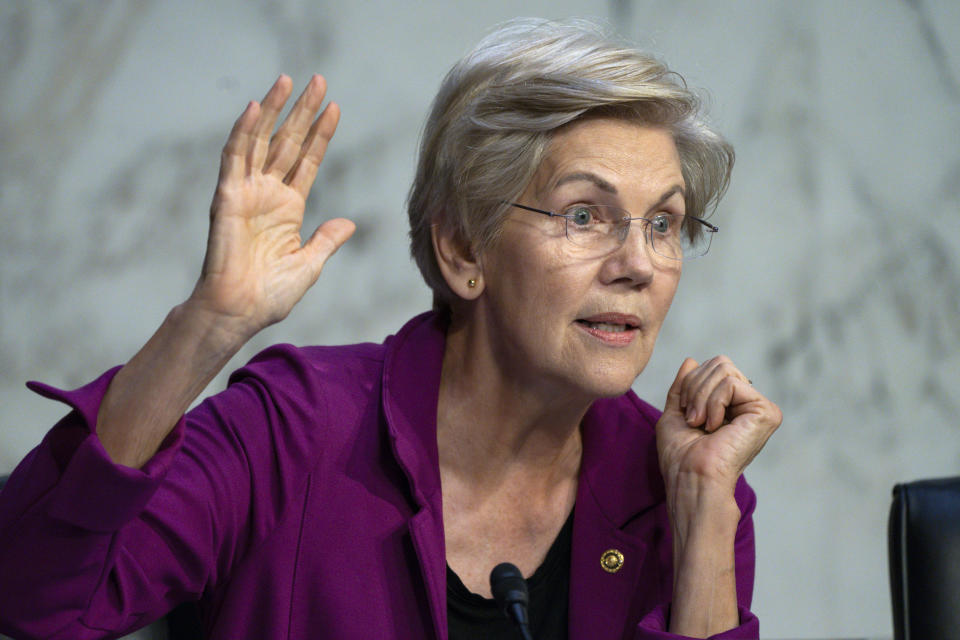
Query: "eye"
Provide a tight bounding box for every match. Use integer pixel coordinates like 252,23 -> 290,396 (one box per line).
569,205 -> 594,227
649,213 -> 676,234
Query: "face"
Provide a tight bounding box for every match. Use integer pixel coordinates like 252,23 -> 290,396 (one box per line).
476,118 -> 685,400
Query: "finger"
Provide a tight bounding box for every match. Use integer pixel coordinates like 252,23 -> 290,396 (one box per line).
664,357 -> 699,415
703,377 -> 740,432
678,357 -> 718,415
249,75 -> 294,172
219,101 -> 260,184
302,217 -> 356,280
287,101 -> 341,198
679,355 -> 748,418
722,392 -> 782,468
684,359 -> 737,426
265,74 -> 328,178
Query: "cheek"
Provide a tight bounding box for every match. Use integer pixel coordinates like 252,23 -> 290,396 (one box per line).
526,257 -> 594,326
648,272 -> 681,330
491,234 -> 579,303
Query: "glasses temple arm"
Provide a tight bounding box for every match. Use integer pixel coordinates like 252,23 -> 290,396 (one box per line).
690,216 -> 719,233
504,202 -> 562,217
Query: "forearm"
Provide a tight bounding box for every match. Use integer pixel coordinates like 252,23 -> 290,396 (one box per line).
667,476 -> 741,637
96,299 -> 253,468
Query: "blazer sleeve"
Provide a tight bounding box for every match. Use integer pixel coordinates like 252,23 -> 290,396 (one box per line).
632,476 -> 760,640
0,345 -> 329,640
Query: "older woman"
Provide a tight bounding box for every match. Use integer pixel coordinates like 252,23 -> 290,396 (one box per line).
0,19 -> 779,640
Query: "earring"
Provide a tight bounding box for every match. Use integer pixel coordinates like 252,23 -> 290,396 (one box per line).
467,279 -> 477,288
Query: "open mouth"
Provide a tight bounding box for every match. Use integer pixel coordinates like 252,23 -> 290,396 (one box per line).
574,316 -> 641,345
575,320 -> 637,333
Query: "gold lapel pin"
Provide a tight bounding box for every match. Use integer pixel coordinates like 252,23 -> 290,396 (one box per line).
600,549 -> 624,573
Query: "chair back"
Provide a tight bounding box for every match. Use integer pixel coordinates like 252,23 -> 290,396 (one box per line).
889,476 -> 960,640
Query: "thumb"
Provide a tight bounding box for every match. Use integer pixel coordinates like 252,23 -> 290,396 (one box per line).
664,357 -> 699,415
303,217 -> 356,277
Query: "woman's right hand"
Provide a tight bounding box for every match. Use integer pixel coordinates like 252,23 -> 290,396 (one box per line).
189,74 -> 355,342
97,76 -> 353,468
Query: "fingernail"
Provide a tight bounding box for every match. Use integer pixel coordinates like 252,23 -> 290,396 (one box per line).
685,406 -> 695,422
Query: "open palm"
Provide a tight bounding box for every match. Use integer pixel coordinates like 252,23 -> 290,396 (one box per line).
192,75 -> 355,339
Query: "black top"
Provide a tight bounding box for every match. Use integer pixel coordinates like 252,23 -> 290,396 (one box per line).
447,510 -> 573,640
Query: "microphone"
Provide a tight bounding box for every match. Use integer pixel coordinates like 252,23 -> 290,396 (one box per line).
490,562 -> 533,640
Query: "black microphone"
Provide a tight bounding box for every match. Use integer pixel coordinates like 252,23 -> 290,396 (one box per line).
490,562 -> 533,640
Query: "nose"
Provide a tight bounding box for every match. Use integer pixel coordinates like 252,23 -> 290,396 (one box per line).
597,221 -> 657,287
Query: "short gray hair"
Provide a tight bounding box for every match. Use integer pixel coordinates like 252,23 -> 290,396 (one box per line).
407,18 -> 734,313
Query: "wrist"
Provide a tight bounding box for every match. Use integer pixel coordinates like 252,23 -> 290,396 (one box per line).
667,476 -> 741,547
175,296 -> 260,351
97,301 -> 251,469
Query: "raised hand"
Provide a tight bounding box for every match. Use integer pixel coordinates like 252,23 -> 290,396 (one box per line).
95,76 -> 354,468
656,357 -> 781,636
191,74 -> 355,340
656,356 -> 782,495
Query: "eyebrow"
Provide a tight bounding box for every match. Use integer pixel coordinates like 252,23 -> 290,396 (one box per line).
553,171 -> 686,213
554,172 -> 618,193
644,185 -> 686,216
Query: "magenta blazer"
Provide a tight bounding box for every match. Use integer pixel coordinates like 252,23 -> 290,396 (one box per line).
0,312 -> 758,639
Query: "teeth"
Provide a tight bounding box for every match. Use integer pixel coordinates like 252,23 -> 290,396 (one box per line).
586,322 -> 628,332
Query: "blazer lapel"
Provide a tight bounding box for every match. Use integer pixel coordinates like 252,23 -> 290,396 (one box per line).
569,487 -> 650,640
382,312 -> 450,640
569,394 -> 668,640
407,504 -> 447,640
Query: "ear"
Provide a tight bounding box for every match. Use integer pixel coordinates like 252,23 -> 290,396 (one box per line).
431,222 -> 484,300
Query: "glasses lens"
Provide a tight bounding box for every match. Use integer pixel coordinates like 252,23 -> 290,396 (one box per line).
649,214 -> 713,260
563,205 -> 627,254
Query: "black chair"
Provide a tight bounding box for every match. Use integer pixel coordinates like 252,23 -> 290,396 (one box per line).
888,476 -> 960,640
0,473 -> 203,639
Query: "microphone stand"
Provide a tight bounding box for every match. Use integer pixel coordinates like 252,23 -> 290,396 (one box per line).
490,562 -> 534,640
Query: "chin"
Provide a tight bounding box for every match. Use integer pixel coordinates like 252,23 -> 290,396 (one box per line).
590,379 -> 638,399
576,359 -> 647,399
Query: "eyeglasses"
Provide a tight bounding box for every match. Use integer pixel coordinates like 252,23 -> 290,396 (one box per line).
507,202 -> 718,261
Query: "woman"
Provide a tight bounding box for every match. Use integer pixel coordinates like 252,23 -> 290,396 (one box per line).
0,19 -> 780,640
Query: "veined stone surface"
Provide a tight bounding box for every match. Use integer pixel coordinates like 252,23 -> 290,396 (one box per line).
2,1 -> 958,638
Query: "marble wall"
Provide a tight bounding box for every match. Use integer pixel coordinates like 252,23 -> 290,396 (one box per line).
2,1 -> 958,638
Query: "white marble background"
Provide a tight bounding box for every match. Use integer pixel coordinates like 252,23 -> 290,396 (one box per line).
2,1 -> 958,638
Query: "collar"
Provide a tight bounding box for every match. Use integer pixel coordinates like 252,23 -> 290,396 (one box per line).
381,311 -> 447,511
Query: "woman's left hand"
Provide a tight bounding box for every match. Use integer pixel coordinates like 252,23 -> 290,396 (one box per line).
656,356 -> 782,496
657,357 -> 781,636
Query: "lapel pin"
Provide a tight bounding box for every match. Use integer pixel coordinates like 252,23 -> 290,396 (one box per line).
600,549 -> 624,573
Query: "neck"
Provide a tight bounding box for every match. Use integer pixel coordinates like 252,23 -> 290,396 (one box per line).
436,312 -> 589,489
